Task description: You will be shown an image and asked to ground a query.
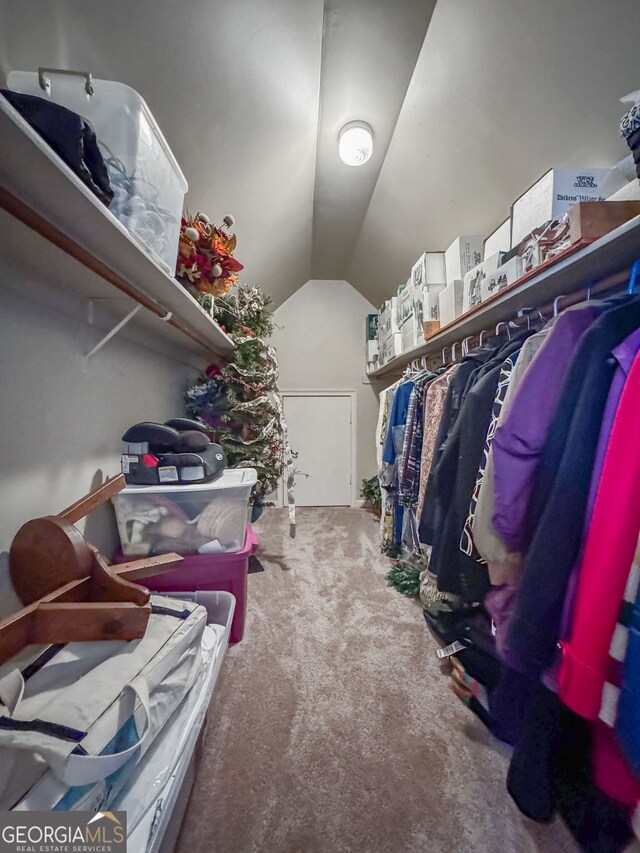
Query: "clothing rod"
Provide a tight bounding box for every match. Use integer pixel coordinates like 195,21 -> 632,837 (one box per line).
0,186 -> 228,361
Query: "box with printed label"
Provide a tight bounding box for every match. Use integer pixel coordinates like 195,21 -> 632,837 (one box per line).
445,236 -> 484,285
398,280 -> 415,323
462,252 -> 505,313
381,332 -> 403,364
414,283 -> 446,344
484,218 -> 511,256
366,313 -> 379,342
378,297 -> 400,338
411,252 -> 446,289
438,280 -> 464,328
510,167 -> 627,247
481,256 -> 525,302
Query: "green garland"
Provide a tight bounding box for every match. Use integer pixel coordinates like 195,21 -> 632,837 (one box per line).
386,558 -> 423,598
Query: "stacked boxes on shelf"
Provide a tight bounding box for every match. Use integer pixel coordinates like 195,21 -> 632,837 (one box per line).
377,296 -> 402,365
370,165 -> 637,373
412,252 -> 446,344
439,236 -> 483,326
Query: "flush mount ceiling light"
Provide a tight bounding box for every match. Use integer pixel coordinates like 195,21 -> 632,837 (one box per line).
338,121 -> 373,166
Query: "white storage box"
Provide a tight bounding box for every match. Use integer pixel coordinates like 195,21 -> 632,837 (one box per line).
114,591 -> 235,852
5,596 -> 206,812
482,256 -> 525,301
381,332 -> 403,364
445,236 -> 484,284
398,281 -> 415,322
401,317 -> 417,352
462,252 -> 505,313
8,70 -> 188,273
438,280 -> 464,327
112,468 -> 258,556
378,297 -> 400,337
411,252 -> 446,289
510,167 -> 626,247
366,340 -> 379,362
414,283 -> 446,344
607,180 -> 640,201
484,218 -> 511,256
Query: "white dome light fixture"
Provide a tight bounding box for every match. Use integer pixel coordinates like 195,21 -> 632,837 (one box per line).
339,121 -> 373,166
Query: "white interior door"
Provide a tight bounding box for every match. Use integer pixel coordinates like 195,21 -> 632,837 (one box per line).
283,394 -> 352,506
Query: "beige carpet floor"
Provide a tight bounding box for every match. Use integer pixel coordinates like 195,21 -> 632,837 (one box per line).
176,507 -> 578,853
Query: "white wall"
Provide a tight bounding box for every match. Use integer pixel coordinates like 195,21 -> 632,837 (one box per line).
272,279 -> 378,500
0,284 -> 197,556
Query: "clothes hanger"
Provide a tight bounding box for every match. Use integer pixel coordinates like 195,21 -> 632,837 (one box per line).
553,294 -> 566,317
461,335 -> 474,357
495,321 -> 511,341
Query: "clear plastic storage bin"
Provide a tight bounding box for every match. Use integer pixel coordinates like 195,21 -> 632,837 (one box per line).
8,69 -> 188,273
111,468 -> 257,556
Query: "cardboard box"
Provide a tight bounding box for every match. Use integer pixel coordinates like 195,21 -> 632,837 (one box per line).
398,280 -> 415,323
568,200 -> 640,243
462,252 -> 505,313
423,319 -> 441,340
378,297 -> 400,338
414,283 -> 446,344
401,316 -> 417,353
484,218 -> 511,256
438,280 -> 464,327
510,167 -> 627,247
381,332 -> 403,364
445,236 -> 484,285
365,313 -> 379,342
482,256 -> 525,301
366,340 -> 379,362
411,252 -> 446,289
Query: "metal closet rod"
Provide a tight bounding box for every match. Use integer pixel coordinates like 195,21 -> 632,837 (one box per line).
0,186 -> 228,361
439,266 -> 631,363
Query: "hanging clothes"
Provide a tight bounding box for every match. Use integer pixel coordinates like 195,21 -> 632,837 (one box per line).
416,366 -> 455,523
505,294 -> 640,676
422,333 -> 533,602
382,378 -> 415,554
377,381 -> 400,555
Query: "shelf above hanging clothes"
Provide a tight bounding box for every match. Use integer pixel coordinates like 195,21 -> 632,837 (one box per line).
0,95 -> 235,367
369,211 -> 640,379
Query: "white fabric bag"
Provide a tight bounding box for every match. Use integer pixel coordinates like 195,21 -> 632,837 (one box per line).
0,595 -> 206,811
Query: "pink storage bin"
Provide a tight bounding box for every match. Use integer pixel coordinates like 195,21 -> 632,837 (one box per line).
114,525 -> 259,644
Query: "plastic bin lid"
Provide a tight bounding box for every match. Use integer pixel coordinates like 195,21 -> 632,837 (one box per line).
120,467 -> 258,494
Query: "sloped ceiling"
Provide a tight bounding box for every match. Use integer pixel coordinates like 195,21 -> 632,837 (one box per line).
1,0 -> 639,309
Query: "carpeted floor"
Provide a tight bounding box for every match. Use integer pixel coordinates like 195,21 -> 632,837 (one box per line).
177,507 -> 578,853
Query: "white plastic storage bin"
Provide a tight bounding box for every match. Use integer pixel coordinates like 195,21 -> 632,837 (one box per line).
112,468 -> 258,557
7,70 -> 188,273
113,591 -> 235,853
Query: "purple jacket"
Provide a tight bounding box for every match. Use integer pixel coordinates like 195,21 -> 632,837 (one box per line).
492,306 -> 601,552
